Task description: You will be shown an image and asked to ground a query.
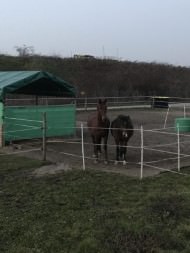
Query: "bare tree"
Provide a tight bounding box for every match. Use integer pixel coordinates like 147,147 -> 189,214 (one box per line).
15,45 -> 34,57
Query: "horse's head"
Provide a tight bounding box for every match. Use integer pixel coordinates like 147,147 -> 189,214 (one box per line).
97,99 -> 107,121
119,116 -> 132,139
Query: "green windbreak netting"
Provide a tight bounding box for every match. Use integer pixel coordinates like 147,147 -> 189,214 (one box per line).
0,71 -> 76,101
4,104 -> 76,141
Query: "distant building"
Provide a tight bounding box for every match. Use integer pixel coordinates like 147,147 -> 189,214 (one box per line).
74,54 -> 95,59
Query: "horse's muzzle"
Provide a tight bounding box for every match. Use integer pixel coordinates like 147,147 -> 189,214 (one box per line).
122,131 -> 128,138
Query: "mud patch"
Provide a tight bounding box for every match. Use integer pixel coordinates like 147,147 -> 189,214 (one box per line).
33,162 -> 72,177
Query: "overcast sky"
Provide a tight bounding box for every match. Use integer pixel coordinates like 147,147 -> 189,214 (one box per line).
0,0 -> 190,66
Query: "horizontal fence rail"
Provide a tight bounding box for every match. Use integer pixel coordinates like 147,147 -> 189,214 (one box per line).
5,95 -> 190,109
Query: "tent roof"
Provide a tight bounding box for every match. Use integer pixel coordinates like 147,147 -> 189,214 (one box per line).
0,71 -> 76,101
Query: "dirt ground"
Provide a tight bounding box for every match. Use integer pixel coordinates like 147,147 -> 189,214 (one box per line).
4,106 -> 190,178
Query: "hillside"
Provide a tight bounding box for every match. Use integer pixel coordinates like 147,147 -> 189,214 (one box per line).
0,54 -> 190,97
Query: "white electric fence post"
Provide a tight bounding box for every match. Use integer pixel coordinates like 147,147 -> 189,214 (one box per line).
164,107 -> 170,129
140,125 -> 144,180
81,123 -> 86,170
184,104 -> 186,118
177,124 -> 180,172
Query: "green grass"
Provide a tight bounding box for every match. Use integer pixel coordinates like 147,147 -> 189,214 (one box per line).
1,155 -> 190,252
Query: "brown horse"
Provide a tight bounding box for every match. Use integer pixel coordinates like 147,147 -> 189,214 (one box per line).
87,99 -> 110,163
111,115 -> 133,165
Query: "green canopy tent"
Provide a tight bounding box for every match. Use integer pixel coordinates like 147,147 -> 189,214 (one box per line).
0,71 -> 76,101
0,71 -> 76,146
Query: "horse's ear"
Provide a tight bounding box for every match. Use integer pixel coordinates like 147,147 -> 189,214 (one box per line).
98,98 -> 107,104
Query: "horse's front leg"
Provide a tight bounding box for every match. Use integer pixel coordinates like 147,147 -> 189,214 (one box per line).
92,136 -> 98,161
122,142 -> 127,166
119,140 -> 127,166
97,136 -> 102,155
94,136 -> 103,163
103,136 -> 108,164
114,141 -> 120,165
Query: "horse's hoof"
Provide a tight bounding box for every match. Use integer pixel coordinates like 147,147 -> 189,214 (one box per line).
114,160 -> 119,165
123,160 -> 127,166
104,160 -> 108,165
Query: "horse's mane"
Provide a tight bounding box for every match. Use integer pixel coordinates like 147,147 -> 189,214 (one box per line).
118,115 -> 130,121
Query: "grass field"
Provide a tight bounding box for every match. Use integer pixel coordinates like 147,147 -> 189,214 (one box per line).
1,155 -> 190,252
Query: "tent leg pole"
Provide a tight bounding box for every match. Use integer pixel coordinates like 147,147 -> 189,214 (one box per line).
0,102 -> 4,148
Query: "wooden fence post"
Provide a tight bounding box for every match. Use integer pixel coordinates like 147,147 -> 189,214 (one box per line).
0,102 -> 4,148
42,112 -> 47,161
81,123 -> 86,170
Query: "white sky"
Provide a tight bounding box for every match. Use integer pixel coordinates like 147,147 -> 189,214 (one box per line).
0,0 -> 190,66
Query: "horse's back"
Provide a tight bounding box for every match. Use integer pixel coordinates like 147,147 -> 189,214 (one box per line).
111,114 -> 133,128
111,114 -> 133,139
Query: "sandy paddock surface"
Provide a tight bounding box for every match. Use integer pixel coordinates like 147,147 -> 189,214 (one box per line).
4,107 -> 190,178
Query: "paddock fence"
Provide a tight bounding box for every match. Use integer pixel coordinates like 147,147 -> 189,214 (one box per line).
1,111 -> 190,179
2,96 -> 190,179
